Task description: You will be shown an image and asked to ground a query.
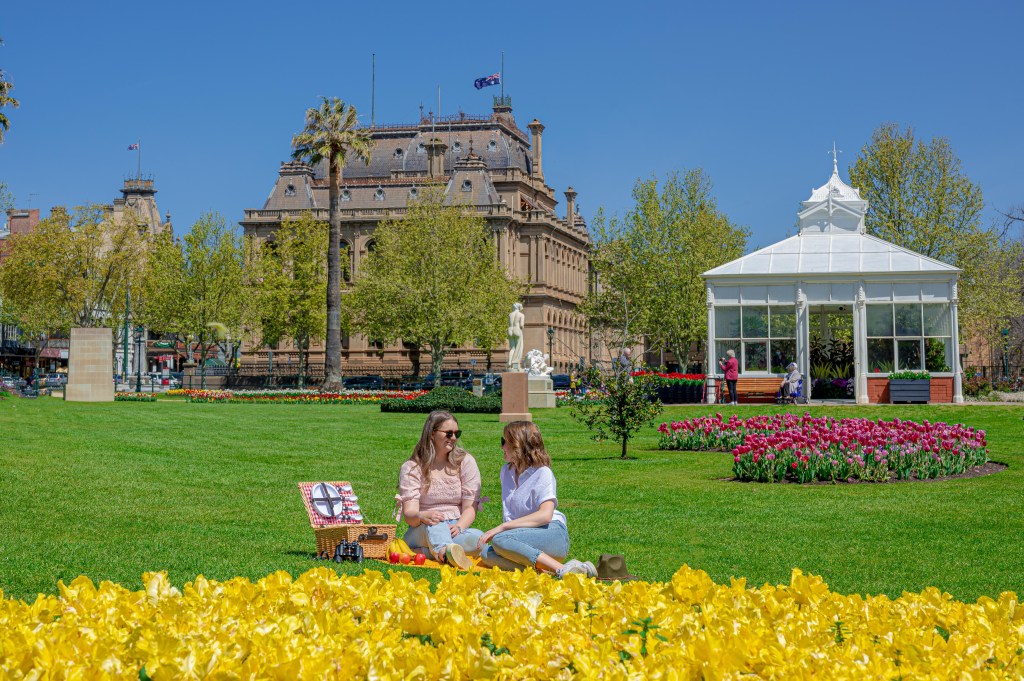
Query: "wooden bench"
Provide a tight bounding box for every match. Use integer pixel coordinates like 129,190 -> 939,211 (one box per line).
721,377 -> 781,404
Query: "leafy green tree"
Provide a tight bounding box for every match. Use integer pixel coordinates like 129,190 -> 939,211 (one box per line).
347,187 -> 523,386
291,97 -> 373,391
570,365 -> 663,459
141,213 -> 248,388
0,205 -> 148,335
580,170 -> 747,368
252,214 -> 330,387
849,123 -> 1024,355
0,38 -> 18,144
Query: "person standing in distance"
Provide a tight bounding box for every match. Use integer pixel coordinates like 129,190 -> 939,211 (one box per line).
719,349 -> 738,405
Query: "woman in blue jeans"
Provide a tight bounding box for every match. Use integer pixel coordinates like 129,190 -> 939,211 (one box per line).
477,421 -> 595,578
398,411 -> 484,569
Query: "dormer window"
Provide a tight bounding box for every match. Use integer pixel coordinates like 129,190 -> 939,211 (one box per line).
340,189 -> 351,201
284,183 -> 296,197
374,187 -> 385,201
394,148 -> 404,158
461,179 -> 473,192
487,139 -> 497,151
409,187 -> 419,199
452,141 -> 462,153
417,142 -> 425,153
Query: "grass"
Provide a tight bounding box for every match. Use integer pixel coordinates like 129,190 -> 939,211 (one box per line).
1,397 -> 1022,602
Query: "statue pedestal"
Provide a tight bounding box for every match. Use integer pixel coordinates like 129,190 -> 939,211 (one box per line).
500,372 -> 532,423
528,375 -> 556,408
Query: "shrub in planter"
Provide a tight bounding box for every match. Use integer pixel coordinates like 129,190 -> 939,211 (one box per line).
888,371 -> 931,404
380,386 -> 501,413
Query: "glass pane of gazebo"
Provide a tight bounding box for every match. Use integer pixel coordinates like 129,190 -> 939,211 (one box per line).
743,341 -> 767,372
867,338 -> 894,373
897,340 -> 923,371
866,305 -> 893,336
895,304 -> 922,336
715,308 -> 740,338
770,339 -> 796,373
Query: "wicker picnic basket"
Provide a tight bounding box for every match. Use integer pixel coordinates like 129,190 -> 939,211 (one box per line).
297,481 -> 396,560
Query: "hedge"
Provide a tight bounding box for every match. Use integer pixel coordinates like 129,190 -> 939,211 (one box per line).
380,386 -> 502,413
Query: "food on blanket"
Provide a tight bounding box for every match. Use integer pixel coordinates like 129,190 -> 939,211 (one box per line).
388,552 -> 401,564
399,553 -> 411,565
396,539 -> 414,555
414,553 -> 426,565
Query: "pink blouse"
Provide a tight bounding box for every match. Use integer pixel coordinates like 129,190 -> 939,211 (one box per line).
398,454 -> 481,521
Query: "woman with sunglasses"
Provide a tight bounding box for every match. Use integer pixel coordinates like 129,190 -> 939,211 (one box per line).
477,421 -> 596,578
397,410 -> 483,569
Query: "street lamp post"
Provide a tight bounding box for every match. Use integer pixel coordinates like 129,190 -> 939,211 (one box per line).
1002,328 -> 1011,381
135,325 -> 144,393
547,327 -> 555,371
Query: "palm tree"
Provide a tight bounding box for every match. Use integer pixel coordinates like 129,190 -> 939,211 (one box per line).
0,39 -> 19,144
291,97 -> 373,391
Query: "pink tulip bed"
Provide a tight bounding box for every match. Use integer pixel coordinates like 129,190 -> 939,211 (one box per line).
658,413 -> 989,483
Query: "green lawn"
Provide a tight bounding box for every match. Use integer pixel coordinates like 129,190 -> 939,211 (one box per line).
1,397 -> 1022,602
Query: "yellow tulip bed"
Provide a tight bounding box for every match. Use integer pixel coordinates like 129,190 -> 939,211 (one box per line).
2,566 -> 1022,679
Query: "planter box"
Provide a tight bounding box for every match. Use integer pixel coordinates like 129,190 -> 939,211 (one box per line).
889,379 -> 930,404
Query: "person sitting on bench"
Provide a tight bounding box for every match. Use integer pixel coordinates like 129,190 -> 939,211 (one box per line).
778,362 -> 802,401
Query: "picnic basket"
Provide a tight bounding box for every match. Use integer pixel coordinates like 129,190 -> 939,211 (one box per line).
297,481 -> 396,559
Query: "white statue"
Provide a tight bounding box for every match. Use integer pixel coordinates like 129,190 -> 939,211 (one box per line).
526,349 -> 554,377
506,302 -> 525,370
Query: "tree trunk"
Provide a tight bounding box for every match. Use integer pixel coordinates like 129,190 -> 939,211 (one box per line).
431,345 -> 445,389
621,437 -> 628,459
322,158 -> 344,392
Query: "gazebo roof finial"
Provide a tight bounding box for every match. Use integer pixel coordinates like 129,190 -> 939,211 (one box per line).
830,142 -> 841,175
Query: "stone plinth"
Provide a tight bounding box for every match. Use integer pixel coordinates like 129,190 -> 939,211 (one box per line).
500,371 -> 532,423
528,375 -> 556,408
65,327 -> 115,402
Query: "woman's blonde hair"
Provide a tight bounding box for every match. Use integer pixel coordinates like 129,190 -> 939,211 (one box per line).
411,410 -> 468,483
502,421 -> 552,474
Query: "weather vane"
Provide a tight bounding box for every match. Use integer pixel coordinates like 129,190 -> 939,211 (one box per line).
829,142 -> 842,172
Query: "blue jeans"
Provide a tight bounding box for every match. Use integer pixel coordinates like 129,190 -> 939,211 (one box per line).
479,521 -> 569,571
403,519 -> 484,561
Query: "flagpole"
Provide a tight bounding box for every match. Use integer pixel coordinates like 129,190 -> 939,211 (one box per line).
136,139 -> 141,180
371,53 -> 375,128
501,50 -> 504,100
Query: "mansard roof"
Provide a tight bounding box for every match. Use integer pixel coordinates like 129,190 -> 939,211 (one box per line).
310,113 -> 532,181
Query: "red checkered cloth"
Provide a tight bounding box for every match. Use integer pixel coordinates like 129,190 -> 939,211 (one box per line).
297,481 -> 361,528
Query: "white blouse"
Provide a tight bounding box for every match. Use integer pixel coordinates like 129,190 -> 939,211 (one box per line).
499,464 -> 567,527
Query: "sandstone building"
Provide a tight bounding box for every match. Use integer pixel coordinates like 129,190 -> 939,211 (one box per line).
241,97 -> 591,376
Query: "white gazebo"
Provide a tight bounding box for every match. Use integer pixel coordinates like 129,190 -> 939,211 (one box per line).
702,158 -> 962,404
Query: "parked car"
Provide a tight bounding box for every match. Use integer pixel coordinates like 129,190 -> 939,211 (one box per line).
44,373 -> 67,388
342,375 -> 384,390
551,374 -> 571,390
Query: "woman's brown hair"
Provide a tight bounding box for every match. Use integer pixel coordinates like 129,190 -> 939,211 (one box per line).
502,421 -> 552,473
411,410 -> 468,483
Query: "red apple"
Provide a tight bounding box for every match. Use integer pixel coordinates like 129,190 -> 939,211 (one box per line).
414,553 -> 426,566
399,553 -> 412,564
388,552 -> 400,564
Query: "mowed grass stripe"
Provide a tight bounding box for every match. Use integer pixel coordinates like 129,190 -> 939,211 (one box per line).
0,398 -> 1021,601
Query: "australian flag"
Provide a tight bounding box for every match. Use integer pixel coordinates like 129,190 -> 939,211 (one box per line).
474,73 -> 500,90
127,143 -> 139,150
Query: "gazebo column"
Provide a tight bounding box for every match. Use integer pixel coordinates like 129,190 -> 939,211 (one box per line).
796,287 -> 809,395
706,288 -> 717,404
950,289 -> 963,403
855,286 -> 869,404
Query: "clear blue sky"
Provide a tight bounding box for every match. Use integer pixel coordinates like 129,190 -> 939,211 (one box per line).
2,1 -> 1021,249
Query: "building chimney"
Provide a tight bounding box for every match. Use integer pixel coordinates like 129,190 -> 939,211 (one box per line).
527,119 -> 545,179
424,138 -> 448,179
564,187 -> 577,230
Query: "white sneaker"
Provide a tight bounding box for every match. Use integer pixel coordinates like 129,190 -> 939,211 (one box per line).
558,559 -> 597,579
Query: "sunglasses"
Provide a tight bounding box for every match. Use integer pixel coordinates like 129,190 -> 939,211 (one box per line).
436,429 -> 462,439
